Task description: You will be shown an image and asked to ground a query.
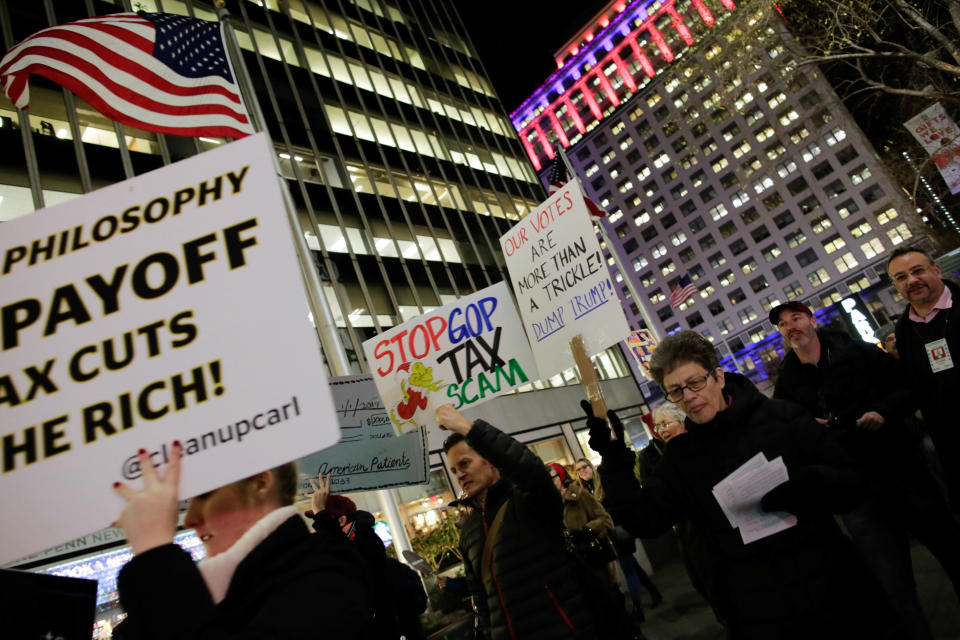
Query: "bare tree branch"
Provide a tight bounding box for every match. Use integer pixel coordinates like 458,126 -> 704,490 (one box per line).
893,0 -> 960,66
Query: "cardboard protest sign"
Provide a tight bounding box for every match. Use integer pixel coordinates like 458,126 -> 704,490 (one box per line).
0,133 -> 339,564
499,179 -> 631,377
362,281 -> 537,435
296,375 -> 429,493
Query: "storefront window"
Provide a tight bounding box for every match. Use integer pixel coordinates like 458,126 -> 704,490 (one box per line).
528,435 -> 575,467
395,469 -> 456,538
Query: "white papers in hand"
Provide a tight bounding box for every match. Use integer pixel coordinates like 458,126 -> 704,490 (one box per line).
712,454 -> 798,544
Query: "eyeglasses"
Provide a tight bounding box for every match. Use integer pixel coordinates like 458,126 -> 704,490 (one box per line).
663,372 -> 714,402
891,266 -> 931,284
652,421 -> 676,433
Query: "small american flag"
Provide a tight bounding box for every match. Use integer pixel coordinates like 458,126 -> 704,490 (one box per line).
1,12 -> 253,139
669,274 -> 698,309
546,158 -> 607,217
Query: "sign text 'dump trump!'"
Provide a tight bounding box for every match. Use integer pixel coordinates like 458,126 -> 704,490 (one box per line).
0,133 -> 339,564
499,179 -> 631,377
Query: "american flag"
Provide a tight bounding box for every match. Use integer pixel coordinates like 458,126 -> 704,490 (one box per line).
0,12 -> 253,139
546,158 -> 608,217
669,274 -> 698,309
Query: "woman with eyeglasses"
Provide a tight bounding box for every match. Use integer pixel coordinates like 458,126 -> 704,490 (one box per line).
574,458 -> 603,502
547,462 -> 618,585
546,463 -> 643,639
584,331 -> 896,640
636,402 -> 687,486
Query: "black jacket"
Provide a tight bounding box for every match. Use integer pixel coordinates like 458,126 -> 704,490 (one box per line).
313,509 -> 397,639
599,374 -> 889,639
773,329 -> 914,476
384,556 -> 427,640
894,279 -> 960,431
115,514 -> 372,640
458,420 -> 596,640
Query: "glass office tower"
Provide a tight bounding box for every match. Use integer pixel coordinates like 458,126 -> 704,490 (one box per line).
0,2 -> 651,628
512,0 -> 939,386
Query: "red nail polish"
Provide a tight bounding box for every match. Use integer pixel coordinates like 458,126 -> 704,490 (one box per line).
138,448 -> 146,455
113,481 -> 122,488
173,440 -> 182,449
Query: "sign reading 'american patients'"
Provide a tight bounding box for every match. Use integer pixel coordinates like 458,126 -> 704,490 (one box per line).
296,375 -> 429,493
0,133 -> 339,565
362,281 -> 538,436
499,179 -> 631,377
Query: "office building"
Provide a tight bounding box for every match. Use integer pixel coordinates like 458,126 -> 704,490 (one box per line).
511,0 -> 938,383
0,0 -> 650,632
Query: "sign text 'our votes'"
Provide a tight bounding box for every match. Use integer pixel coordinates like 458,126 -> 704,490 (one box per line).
501,187 -> 615,342
1,168 -> 259,474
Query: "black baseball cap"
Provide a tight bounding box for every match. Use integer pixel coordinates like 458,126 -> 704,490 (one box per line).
768,301 -> 813,325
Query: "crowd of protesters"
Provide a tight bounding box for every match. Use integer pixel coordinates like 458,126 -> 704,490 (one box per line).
107,245 -> 960,639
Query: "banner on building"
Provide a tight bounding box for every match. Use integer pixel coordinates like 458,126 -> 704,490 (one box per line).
362,281 -> 537,436
904,102 -> 960,194
499,179 -> 631,377
0,133 -> 340,565
296,375 -> 429,492
624,330 -> 658,379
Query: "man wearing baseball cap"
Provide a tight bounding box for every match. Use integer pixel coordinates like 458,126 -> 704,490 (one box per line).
770,300 -> 960,640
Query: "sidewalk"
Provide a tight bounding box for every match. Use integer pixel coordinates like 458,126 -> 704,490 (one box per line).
639,539 -> 960,640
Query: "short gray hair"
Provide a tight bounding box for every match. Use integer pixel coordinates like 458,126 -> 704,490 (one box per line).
648,330 -> 720,387
652,401 -> 686,425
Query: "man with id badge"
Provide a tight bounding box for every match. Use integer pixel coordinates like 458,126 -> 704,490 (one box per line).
889,246 -> 960,511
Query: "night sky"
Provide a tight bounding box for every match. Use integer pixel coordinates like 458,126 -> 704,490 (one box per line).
456,0 -> 612,114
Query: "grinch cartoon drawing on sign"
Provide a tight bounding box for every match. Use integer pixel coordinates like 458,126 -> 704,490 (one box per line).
390,361 -> 444,432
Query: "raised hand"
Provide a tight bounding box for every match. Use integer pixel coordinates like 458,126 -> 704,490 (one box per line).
307,473 -> 332,514
581,400 -> 625,454
435,404 -> 473,435
113,442 -> 182,555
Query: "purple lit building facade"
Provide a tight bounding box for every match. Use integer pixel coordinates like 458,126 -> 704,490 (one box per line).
511,0 -> 937,384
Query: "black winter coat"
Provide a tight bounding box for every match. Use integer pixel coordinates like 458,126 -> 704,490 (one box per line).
313,509 -> 397,638
773,329 -> 914,477
115,514 -> 373,640
459,420 -> 596,640
599,374 -> 890,639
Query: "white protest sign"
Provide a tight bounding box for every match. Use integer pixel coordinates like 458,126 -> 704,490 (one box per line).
296,375 -> 429,493
362,281 -> 538,436
0,133 -> 339,565
904,102 -> 960,194
499,179 -> 631,377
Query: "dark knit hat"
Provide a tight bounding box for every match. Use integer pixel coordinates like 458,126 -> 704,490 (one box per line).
325,494 -> 357,523
768,301 -> 813,325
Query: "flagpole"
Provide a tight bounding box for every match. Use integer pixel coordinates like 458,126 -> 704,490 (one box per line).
214,1 -> 351,378
555,147 -> 662,342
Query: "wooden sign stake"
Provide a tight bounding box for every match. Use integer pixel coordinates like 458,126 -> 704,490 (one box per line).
570,334 -> 607,419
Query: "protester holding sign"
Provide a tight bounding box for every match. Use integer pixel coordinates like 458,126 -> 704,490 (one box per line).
307,473 -> 399,640
111,445 -> 372,639
437,404 -> 640,640
589,331 -> 897,639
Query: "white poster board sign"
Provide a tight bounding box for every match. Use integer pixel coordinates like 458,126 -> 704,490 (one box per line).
296,375 -> 429,493
362,281 -> 538,436
499,179 -> 630,377
0,133 -> 339,565
904,102 -> 960,194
